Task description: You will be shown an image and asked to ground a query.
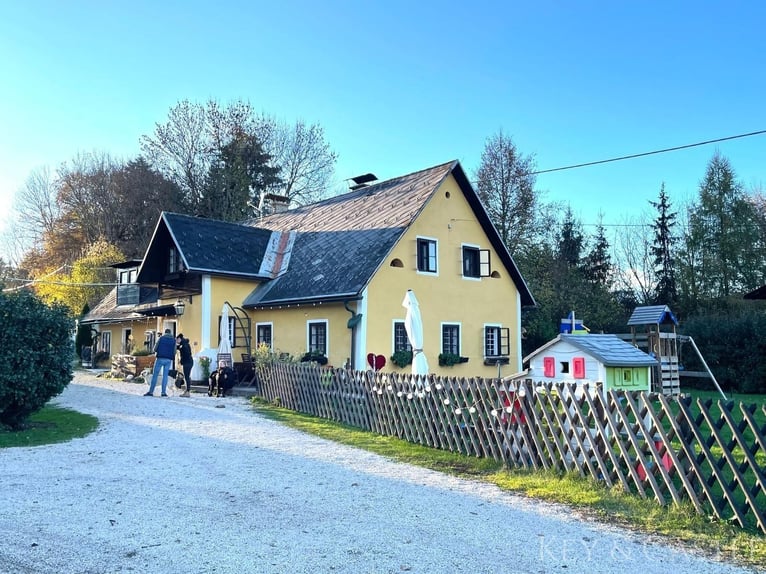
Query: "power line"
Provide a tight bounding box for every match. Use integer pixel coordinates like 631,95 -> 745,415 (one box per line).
531,129 -> 766,175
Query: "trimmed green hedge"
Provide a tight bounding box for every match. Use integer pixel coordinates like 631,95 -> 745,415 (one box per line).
0,291 -> 74,429
681,307 -> 766,394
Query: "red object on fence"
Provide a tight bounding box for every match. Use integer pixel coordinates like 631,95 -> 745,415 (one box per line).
501,391 -> 527,425
636,438 -> 673,481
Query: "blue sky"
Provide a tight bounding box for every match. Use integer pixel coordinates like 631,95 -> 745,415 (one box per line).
1,1 -> 765,254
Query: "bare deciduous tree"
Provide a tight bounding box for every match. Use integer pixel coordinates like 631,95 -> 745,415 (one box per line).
141,100 -> 337,217
10,166 -> 61,255
140,99 -> 212,208
475,131 -> 539,255
255,116 -> 337,206
612,214 -> 654,305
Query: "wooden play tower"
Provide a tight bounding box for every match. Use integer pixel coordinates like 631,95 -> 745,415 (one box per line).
627,305 -> 680,396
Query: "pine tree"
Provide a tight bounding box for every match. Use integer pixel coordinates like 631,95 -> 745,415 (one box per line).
582,221 -> 612,287
557,207 -> 584,267
649,183 -> 677,305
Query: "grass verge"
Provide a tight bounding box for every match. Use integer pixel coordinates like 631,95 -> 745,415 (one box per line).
251,397 -> 766,570
0,406 -> 99,448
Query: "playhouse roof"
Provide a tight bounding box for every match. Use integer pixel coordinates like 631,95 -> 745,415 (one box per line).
627,305 -> 678,326
525,334 -> 657,368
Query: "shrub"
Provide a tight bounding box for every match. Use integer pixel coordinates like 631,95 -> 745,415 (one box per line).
199,356 -> 211,380
0,290 -> 74,430
300,350 -> 328,365
75,304 -> 94,359
390,350 -> 413,368
681,307 -> 766,394
438,352 -> 462,367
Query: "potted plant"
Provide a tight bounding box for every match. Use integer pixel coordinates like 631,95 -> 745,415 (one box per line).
300,350 -> 328,365
199,356 -> 211,380
390,350 -> 413,369
438,352 -> 469,367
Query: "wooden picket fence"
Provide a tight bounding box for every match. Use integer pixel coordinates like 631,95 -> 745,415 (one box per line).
256,362 -> 766,533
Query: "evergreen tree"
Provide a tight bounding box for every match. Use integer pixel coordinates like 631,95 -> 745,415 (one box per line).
200,131 -> 281,221
680,152 -> 763,303
557,207 -> 584,267
649,183 -> 677,306
582,220 -> 612,287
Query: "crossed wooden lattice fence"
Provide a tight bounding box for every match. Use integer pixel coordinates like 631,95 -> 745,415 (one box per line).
257,363 -> 766,533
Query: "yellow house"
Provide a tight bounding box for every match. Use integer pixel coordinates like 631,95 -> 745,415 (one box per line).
82,160 -> 535,378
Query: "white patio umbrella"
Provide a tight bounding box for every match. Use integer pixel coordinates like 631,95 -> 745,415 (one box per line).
218,303 -> 232,366
402,289 -> 429,375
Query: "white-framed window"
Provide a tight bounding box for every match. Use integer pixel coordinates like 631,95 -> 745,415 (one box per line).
393,321 -> 412,353
441,322 -> 461,355
307,320 -> 328,355
256,322 -> 273,348
484,325 -> 510,357
416,236 -> 438,274
119,269 -> 137,284
462,244 -> 491,279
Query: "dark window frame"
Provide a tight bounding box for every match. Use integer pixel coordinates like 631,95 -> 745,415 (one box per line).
462,246 -> 491,278
256,323 -> 273,348
308,321 -> 327,355
441,323 -> 460,355
416,237 -> 438,273
484,326 -> 510,357
393,321 -> 412,353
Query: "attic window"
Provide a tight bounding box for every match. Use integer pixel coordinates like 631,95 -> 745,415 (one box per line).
462,245 -> 491,279
560,361 -> 570,374
390,258 -> 404,268
416,237 -> 438,274
490,271 -> 501,279
168,247 -> 182,273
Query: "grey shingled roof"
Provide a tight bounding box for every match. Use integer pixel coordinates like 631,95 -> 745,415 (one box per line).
81,288 -> 140,325
560,334 -> 657,367
627,305 -> 679,326
164,213 -> 273,277
243,228 -> 403,307
132,160 -> 534,310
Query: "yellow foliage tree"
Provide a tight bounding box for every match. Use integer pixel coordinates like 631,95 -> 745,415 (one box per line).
34,240 -> 125,315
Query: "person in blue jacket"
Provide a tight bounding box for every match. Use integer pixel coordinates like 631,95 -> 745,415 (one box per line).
145,329 -> 176,397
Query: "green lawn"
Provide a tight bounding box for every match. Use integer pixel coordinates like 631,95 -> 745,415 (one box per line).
0,406 -> 99,448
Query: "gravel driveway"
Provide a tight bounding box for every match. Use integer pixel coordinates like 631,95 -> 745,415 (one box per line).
0,372 -> 761,574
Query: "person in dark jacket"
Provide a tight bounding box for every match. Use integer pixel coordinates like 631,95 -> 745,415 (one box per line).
176,334 -> 194,398
145,329 -> 176,396
208,360 -> 237,397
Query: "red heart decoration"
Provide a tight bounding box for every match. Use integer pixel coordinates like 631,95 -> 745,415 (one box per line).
367,353 -> 387,370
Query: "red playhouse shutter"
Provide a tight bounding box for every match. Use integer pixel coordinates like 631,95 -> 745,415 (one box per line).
543,356 -> 555,378
573,357 -> 585,379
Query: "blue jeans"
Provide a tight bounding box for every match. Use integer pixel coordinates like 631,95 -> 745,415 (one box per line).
148,357 -> 173,395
